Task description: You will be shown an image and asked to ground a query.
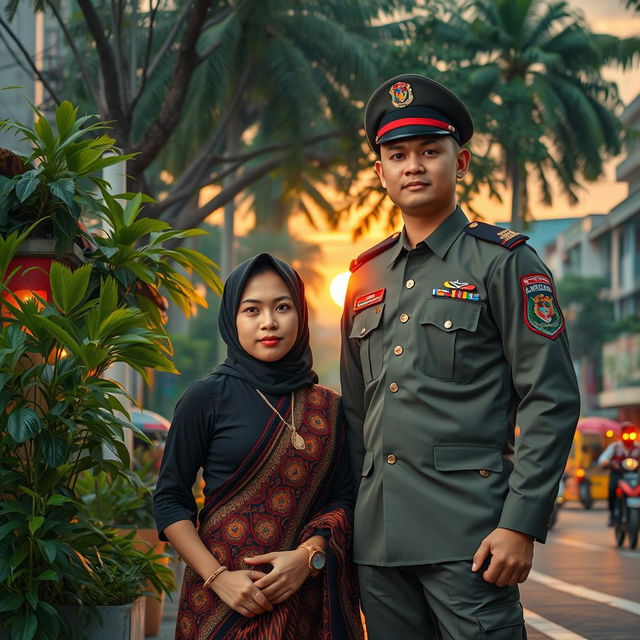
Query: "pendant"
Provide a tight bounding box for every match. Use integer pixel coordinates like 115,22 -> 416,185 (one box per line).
291,432 -> 306,450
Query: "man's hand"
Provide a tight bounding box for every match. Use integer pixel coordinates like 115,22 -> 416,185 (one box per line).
471,527 -> 534,587
245,549 -> 311,604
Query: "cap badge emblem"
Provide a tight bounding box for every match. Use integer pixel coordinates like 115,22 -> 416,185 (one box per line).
389,81 -> 413,108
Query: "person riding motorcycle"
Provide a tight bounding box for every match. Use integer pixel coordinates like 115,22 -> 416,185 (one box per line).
598,422 -> 640,526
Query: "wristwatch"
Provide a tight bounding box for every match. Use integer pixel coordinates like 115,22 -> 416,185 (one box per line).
299,542 -> 327,574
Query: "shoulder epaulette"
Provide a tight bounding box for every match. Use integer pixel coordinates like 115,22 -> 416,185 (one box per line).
349,232 -> 401,273
463,221 -> 528,250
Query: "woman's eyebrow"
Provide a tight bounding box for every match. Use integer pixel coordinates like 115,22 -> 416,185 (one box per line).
240,295 -> 293,304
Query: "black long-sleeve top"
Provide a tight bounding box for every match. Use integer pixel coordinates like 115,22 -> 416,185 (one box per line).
153,374 -> 353,541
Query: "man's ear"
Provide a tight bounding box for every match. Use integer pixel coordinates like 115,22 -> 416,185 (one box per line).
456,147 -> 471,177
374,159 -> 387,189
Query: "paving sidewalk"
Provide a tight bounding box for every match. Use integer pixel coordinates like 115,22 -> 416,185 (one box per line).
153,560 -> 182,640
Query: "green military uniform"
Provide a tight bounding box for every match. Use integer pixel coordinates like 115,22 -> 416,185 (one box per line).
340,75 -> 581,639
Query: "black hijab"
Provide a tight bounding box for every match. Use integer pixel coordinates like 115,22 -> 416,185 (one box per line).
214,253 -> 318,394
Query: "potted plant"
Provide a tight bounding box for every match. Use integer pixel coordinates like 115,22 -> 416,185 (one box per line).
77,461 -> 170,637
0,106 -> 222,640
0,101 -> 131,253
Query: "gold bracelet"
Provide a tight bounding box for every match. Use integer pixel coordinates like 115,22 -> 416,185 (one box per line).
203,565 -> 227,588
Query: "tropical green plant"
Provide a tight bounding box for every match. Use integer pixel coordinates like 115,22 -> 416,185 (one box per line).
77,468 -> 157,529
425,0 -> 640,227
0,100 -> 133,253
0,105 -> 222,639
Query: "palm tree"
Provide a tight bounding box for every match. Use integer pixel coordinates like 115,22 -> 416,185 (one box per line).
18,0 -> 412,236
426,0 -> 640,227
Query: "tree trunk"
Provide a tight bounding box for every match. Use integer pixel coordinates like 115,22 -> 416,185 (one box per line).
220,116 -> 242,279
507,147 -> 521,230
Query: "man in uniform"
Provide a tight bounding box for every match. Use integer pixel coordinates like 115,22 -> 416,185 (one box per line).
340,74 -> 581,639
598,422 -> 640,525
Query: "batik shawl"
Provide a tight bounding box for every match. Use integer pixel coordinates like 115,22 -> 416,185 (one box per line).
175,385 -> 363,640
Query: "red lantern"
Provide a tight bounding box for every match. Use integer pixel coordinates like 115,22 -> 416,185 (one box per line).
3,256 -> 52,303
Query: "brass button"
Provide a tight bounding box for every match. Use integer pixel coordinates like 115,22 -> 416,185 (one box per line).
443,320 -> 453,329
389,382 -> 399,393
399,313 -> 409,323
479,469 -> 490,478
394,345 -> 404,356
387,454 -> 397,465
469,221 -> 479,228
359,327 -> 366,336
406,279 -> 415,289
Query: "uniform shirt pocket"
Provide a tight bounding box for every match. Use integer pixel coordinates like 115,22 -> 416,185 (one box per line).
349,304 -> 385,382
433,444 -> 503,472
419,298 -> 481,379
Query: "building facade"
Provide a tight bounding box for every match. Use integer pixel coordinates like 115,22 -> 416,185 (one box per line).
544,95 -> 640,420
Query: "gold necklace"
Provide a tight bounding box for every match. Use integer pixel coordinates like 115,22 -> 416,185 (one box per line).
256,390 -> 306,450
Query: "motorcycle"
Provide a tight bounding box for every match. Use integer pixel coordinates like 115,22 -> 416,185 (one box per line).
613,457 -> 640,549
549,476 -> 566,530
576,468 -> 593,510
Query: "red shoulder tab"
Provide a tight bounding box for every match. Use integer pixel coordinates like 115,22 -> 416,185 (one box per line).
463,221 -> 528,250
349,232 -> 401,273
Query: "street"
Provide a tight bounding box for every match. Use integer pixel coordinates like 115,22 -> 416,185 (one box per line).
521,502 -> 639,639
157,502 -> 639,639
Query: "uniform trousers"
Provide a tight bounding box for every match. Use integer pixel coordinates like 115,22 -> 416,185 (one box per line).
358,561 -> 527,640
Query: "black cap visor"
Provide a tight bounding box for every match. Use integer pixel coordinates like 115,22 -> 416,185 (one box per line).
377,125 -> 456,146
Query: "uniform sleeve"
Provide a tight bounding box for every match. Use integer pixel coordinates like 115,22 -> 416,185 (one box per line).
488,246 -> 580,542
340,278 -> 367,488
153,379 -> 215,540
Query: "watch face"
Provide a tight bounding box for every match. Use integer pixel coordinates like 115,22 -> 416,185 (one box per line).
311,551 -> 326,570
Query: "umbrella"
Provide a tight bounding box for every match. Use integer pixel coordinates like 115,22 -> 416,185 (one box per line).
130,408 -> 171,434
577,416 -> 621,436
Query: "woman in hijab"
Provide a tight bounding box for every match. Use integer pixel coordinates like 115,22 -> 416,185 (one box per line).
154,254 -> 363,640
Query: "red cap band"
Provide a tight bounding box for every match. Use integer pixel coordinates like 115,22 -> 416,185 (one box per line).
376,117 -> 455,141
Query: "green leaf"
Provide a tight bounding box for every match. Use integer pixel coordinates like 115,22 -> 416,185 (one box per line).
37,539 -> 57,564
7,407 -> 42,443
45,494 -> 71,506
14,169 -> 42,203
0,592 -> 24,613
96,307 -> 142,339
11,612 -> 38,640
48,177 -> 75,210
36,569 -> 58,582
48,261 -> 71,311
27,516 -> 45,536
38,431 -> 68,468
49,262 -> 91,313
32,316 -> 82,356
54,100 -> 77,139
0,520 -> 21,539
34,109 -> 55,148
9,544 -> 28,570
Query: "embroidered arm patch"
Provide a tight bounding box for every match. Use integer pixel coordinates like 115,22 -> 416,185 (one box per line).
521,274 -> 565,339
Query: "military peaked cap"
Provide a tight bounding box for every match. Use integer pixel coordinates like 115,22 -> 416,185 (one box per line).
364,74 -> 474,155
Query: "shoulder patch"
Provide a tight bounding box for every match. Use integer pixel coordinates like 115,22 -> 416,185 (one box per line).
520,273 -> 565,339
464,221 -> 528,250
349,232 -> 401,273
